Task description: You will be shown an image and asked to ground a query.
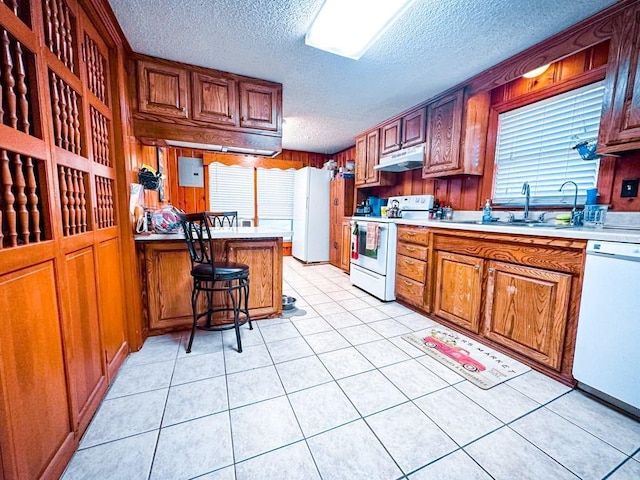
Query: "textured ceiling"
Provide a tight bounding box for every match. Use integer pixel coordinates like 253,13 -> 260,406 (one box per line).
109,0 -> 619,154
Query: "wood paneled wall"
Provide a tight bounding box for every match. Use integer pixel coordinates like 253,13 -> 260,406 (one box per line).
141,146 -> 331,213
357,40 -> 640,213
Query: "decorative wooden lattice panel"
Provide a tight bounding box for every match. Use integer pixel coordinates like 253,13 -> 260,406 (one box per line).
49,70 -> 83,155
58,165 -> 88,236
43,0 -> 76,73
1,28 -> 35,135
95,175 -> 115,229
2,0 -> 31,27
84,33 -> 106,103
1,148 -> 47,248
90,106 -> 110,166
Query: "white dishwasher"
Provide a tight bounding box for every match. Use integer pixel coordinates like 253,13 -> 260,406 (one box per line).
573,240 -> 640,415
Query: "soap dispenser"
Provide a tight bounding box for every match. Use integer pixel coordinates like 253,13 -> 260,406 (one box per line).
482,199 -> 493,223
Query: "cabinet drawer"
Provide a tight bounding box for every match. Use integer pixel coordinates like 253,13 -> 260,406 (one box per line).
397,242 -> 428,261
395,275 -> 425,307
396,254 -> 426,282
397,227 -> 429,245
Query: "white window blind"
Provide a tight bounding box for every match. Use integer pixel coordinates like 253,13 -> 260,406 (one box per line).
493,81 -> 604,206
257,167 -> 295,240
208,162 -> 255,219
256,167 -> 296,219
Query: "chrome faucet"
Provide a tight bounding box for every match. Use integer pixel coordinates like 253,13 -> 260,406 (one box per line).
559,181 -> 582,226
521,182 -> 531,220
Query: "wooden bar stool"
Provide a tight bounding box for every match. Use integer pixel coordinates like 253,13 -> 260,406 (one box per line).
179,212 -> 251,353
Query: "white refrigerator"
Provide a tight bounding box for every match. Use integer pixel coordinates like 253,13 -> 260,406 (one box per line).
292,167 -> 331,263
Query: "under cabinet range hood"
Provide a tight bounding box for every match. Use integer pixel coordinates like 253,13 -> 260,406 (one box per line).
374,143 -> 425,172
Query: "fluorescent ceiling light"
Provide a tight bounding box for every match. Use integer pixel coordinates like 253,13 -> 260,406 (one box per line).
305,0 -> 416,60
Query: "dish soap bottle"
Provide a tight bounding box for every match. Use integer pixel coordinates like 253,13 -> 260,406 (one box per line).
482,199 -> 493,223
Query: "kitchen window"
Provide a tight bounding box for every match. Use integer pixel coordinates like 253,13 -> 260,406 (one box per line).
208,162 -> 255,222
208,162 -> 295,240
493,81 -> 605,206
257,167 -> 295,241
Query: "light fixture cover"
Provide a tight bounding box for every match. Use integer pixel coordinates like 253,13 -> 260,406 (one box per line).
305,0 -> 416,60
522,64 -> 551,78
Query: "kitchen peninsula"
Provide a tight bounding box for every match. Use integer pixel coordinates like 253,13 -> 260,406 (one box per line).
136,226 -> 289,333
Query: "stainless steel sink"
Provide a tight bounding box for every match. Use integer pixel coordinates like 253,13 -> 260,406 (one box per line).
439,220 -> 574,229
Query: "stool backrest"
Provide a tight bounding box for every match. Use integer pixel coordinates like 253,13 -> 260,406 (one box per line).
206,211 -> 238,228
179,212 -> 214,267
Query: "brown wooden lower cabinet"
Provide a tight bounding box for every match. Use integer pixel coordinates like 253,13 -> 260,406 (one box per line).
483,261 -> 572,371
395,226 -> 430,309
141,237 -> 283,333
340,221 -> 352,272
433,251 -> 484,333
395,227 -> 586,385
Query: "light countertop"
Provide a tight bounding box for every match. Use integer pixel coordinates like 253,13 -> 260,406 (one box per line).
135,226 -> 292,242
349,215 -> 640,244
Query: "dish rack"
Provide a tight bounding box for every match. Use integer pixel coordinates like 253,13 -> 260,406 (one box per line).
583,205 -> 607,228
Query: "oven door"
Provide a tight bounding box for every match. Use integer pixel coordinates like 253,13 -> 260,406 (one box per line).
351,221 -> 390,276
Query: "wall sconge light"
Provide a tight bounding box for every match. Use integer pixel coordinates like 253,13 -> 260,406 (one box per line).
523,64 -> 550,78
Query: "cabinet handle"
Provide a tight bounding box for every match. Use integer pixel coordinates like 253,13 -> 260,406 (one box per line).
405,260 -> 415,265
474,265 -> 480,270
405,246 -> 416,251
488,268 -> 494,273
406,232 -> 416,236
404,280 -> 412,286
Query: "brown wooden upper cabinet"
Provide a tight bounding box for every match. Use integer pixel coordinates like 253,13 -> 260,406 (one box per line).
402,107 -> 427,148
598,2 -> 640,153
365,130 -> 380,183
423,90 -> 464,176
380,118 -> 402,155
422,88 -> 489,178
355,130 -> 395,187
137,60 -> 189,118
191,72 -> 239,126
380,107 -> 426,156
239,81 -> 281,131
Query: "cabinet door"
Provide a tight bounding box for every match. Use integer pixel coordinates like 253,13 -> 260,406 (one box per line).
483,261 -> 571,370
423,90 -> 463,175
599,3 -> 640,151
145,243 -> 195,330
329,223 -> 340,268
239,81 -> 280,131
97,238 -> 128,379
137,60 -> 189,118
402,107 -> 426,147
227,239 -> 283,318
433,251 -> 483,332
192,72 -> 239,125
0,264 -> 72,480
355,135 -> 367,186
365,130 -> 380,184
341,222 -> 352,272
380,119 -> 402,155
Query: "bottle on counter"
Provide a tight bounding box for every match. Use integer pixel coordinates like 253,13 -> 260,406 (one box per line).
482,199 -> 493,223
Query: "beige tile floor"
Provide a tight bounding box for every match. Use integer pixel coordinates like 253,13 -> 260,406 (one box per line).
62,257 -> 640,480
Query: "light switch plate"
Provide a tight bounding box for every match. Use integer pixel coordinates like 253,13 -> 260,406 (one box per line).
621,178 -> 639,198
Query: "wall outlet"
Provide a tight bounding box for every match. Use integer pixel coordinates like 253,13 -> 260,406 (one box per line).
621,178 -> 639,198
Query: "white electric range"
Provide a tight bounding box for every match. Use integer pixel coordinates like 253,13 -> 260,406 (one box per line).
350,195 -> 433,301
